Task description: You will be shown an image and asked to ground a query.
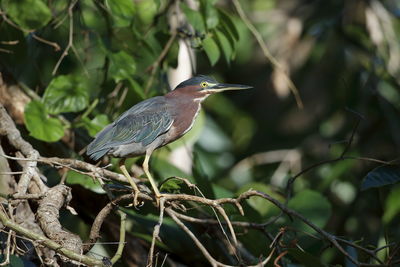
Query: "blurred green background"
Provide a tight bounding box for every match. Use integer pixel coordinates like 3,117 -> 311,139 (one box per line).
1,0 -> 400,266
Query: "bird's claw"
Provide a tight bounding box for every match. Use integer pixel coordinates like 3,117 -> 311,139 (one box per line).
127,189 -> 143,209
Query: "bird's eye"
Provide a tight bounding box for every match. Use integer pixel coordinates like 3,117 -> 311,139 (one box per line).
200,82 -> 208,88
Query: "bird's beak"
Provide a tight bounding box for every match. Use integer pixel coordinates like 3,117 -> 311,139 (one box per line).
206,83 -> 253,93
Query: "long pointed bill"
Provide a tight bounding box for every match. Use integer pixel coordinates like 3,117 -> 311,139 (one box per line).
206,83 -> 253,93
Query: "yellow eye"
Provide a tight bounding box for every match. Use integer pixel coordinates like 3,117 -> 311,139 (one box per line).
201,82 -> 208,88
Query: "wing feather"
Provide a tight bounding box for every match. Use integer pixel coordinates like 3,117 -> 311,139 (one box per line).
87,97 -> 173,160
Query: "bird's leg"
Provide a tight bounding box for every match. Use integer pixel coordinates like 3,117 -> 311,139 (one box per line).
143,151 -> 161,205
119,159 -> 140,207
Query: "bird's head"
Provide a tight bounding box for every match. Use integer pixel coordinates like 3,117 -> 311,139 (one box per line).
171,75 -> 252,100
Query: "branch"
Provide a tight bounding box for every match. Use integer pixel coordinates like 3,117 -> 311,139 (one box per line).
147,198 -> 166,267
0,207 -> 105,266
143,31 -> 177,94
52,0 -> 78,75
232,0 -> 303,109
110,211 -> 127,265
83,193 -> 152,253
36,185 -> 83,256
0,104 -> 40,195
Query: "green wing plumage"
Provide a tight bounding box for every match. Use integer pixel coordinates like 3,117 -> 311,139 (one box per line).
87,96 -> 173,160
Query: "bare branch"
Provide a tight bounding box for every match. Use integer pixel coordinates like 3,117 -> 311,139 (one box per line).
144,32 -> 178,94
0,104 -> 40,195
232,0 -> 303,109
52,0 -> 78,75
36,185 -> 83,256
0,207 -> 105,266
147,198 -> 166,267
110,211 -> 127,265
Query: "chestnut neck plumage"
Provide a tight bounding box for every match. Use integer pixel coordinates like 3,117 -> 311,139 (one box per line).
163,85 -> 211,142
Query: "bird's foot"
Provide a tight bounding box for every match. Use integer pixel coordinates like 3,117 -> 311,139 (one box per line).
154,192 -> 161,206
126,188 -> 143,209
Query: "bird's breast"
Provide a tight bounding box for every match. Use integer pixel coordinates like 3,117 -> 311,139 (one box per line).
163,100 -> 202,145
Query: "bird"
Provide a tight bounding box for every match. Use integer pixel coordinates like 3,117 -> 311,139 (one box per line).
86,75 -> 252,206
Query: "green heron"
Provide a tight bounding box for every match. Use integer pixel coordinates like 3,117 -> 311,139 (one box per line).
87,75 -> 252,205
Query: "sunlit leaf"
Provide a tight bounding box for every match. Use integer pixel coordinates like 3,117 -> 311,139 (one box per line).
238,183 -> 282,216
24,100 -> 64,142
361,166 -> 400,190
202,36 -> 220,66
160,179 -> 183,192
288,189 -> 332,230
106,0 -> 135,27
81,0 -> 106,31
181,3 -> 206,33
216,30 -> 233,63
108,51 -> 136,83
4,0 -> 51,30
383,185 -> 400,223
201,0 -> 219,29
43,75 -> 89,114
152,157 -> 190,179
136,0 -> 158,25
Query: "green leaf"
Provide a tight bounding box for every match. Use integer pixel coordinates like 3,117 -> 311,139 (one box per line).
108,51 -> 136,83
215,30 -> 233,63
218,9 -> 240,41
4,0 -> 51,30
288,189 -> 332,230
181,3 -> 206,33
383,185 -> 400,223
361,166 -> 400,190
43,75 -> 89,114
66,170 -> 103,193
238,183 -> 282,216
152,156 -> 189,179
201,0 -> 219,29
81,0 -> 106,31
83,114 -> 110,137
24,100 -> 64,142
106,0 -> 135,27
203,36 -> 220,66
136,0 -> 158,25
160,178 -> 183,192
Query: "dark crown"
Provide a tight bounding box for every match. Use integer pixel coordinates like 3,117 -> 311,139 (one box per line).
175,75 -> 217,89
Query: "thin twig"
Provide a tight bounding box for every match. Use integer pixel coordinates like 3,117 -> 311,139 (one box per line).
110,211 -> 127,264
147,198 -> 166,267
232,0 -> 303,109
32,34 -> 61,51
52,0 -> 78,75
144,32 -> 177,95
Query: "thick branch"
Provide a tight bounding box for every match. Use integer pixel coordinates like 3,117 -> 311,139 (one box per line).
0,207 -> 105,266
0,104 -> 39,195
36,185 -> 83,256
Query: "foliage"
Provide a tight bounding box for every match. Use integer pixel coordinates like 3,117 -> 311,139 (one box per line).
1,0 -> 400,266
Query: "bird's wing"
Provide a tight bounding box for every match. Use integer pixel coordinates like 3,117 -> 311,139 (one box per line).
87,97 -> 173,160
